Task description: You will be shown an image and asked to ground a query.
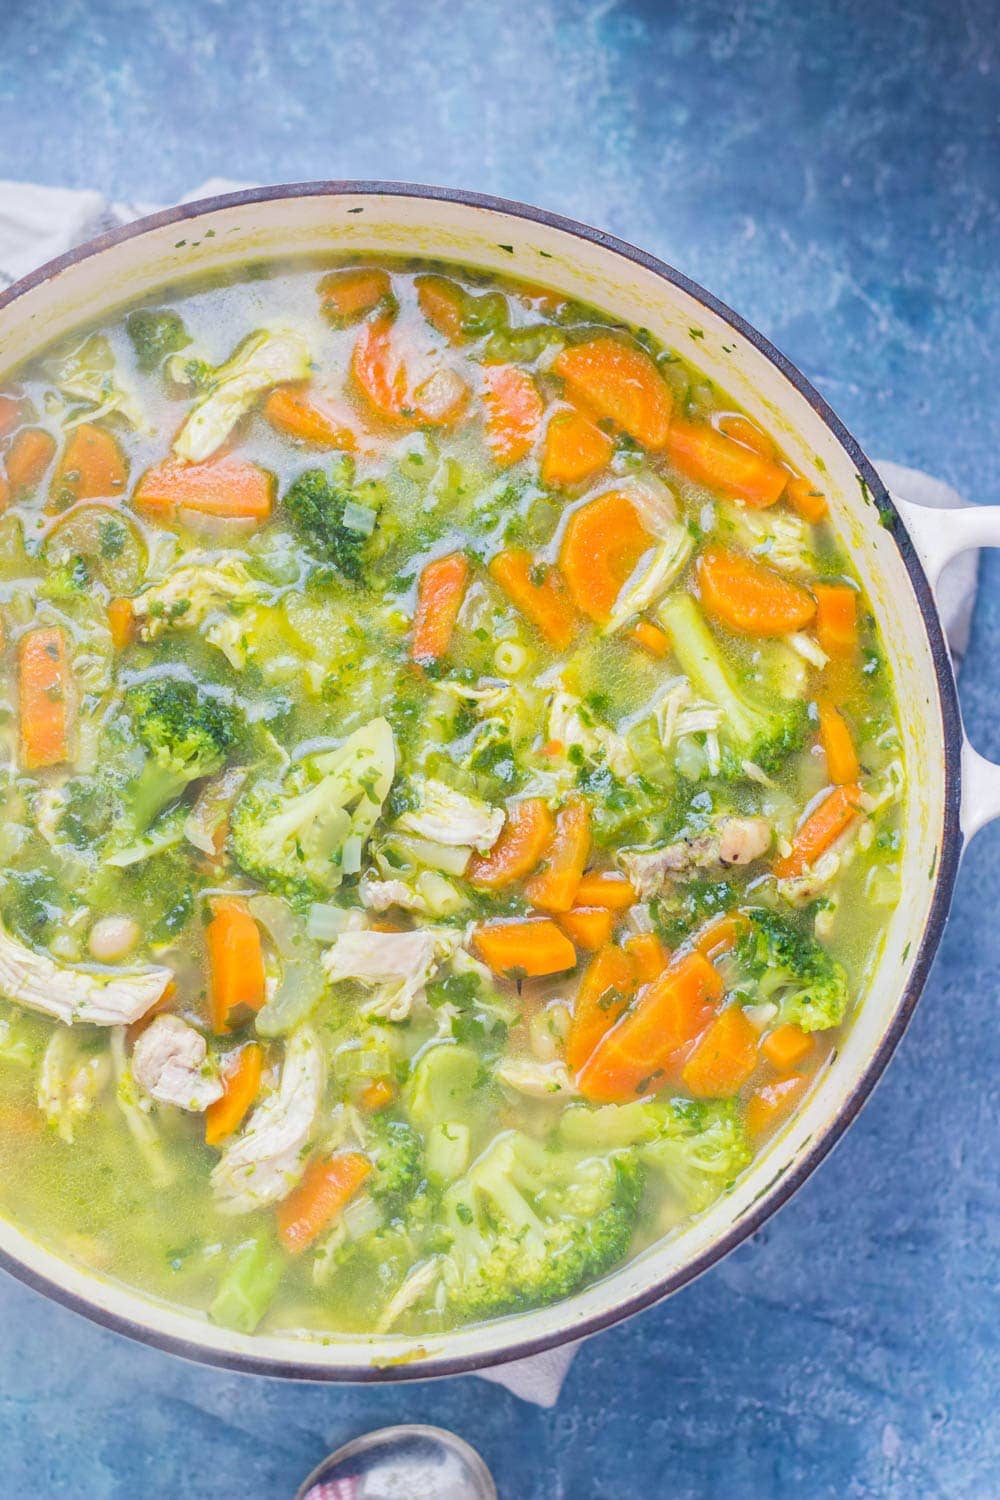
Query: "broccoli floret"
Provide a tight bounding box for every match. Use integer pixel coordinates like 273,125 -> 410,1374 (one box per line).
368,1117 -> 425,1217
437,1131 -> 642,1322
121,676 -> 241,835
230,717 -> 395,903
282,468 -> 380,581
126,308 -> 192,373
560,1096 -> 751,1217
658,593 -> 808,775
736,906 -> 849,1031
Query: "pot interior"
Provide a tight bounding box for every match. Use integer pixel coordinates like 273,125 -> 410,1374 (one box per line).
0,186 -> 960,1377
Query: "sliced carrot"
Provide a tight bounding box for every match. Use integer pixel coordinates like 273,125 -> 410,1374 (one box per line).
623,931 -> 668,983
5,428 -> 56,495
774,783 -> 864,880
665,418 -> 788,506
574,872 -> 637,911
761,1023 -> 814,1074
49,423 -> 127,509
817,701 -> 860,785
698,545 -> 815,636
411,552 -> 469,664
746,1074 -> 809,1138
559,491 -> 654,623
18,626 -> 72,770
263,385 -> 358,450
318,267 -> 392,325
135,455 -> 274,520
481,365 -> 543,467
540,406 -> 614,488
205,1043 -> 264,1147
0,394 -> 25,437
277,1152 -> 372,1255
577,951 -> 723,1102
566,944 -> 636,1073
415,274 -> 467,343
467,797 -> 555,889
525,799 -> 591,913
107,597 -> 135,651
717,413 -> 777,458
558,906 -> 615,951
694,912 -> 749,959
488,549 -> 581,651
786,475 -> 828,523
813,583 -> 858,657
682,1005 -> 759,1098
207,900 -> 266,1034
539,738 -> 564,758
554,337 -> 672,449
472,918 -> 578,979
358,1077 -> 396,1113
627,619 -> 669,657
352,315 -> 467,428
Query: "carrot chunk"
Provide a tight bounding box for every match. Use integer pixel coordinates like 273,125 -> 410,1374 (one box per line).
207,900 -> 266,1034
558,906 -> 615,951
761,1023 -> 814,1073
559,491 -> 654,623
107,597 -> 135,651
682,1005 -> 759,1098
135,455 -> 274,520
813,583 -> 858,657
352,315 -> 467,427
746,1074 -> 809,1138
774,783 -> 864,880
19,626 -> 72,770
697,545 -> 816,636
0,394 -> 25,437
205,1043 -> 264,1147
472,918 -> 578,979
717,413 -> 777,458
411,553 -> 469,664
540,406 -> 614,488
5,428 -> 56,496
277,1153 -> 372,1254
566,944 -> 636,1073
50,423 -> 128,509
817,700 -> 860,785
263,385 -> 358,450
623,932 -> 668,983
358,1077 -> 396,1113
665,418 -> 788,506
554,337 -> 672,449
786,475 -> 828,523
574,872 -> 637,911
415,275 -> 467,343
481,365 -> 543,467
694,912 -> 749,959
488,550 -> 581,651
525,799 -> 591,913
576,950 -> 723,1102
318,267 -> 392,325
467,798 -> 555,889
626,619 -> 670,657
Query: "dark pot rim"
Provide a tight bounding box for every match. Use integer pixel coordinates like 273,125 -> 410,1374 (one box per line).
0,180 -> 965,1384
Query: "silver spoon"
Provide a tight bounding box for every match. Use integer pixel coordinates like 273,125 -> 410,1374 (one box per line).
295,1423 -> 498,1500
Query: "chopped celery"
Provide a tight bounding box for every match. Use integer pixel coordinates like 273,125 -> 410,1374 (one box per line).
210,1236 -> 284,1334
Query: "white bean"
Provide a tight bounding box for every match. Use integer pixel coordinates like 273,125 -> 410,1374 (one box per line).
88,916 -> 141,963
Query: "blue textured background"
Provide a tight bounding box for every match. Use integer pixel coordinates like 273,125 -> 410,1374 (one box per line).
0,2 -> 997,1496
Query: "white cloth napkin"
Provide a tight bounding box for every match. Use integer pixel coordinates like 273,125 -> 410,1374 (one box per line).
0,180 -> 978,1408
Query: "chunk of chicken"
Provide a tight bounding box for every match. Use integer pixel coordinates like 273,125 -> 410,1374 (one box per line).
132,1015 -> 223,1113
396,779 -> 504,852
620,816 -> 773,898
495,1058 -> 577,1099
0,919 -> 172,1027
211,1026 -> 324,1214
322,927 -> 461,1022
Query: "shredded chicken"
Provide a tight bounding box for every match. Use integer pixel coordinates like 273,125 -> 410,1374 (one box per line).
132,556 -> 265,644
495,1058 -> 577,1099
211,1026 -> 324,1213
0,919 -> 172,1027
323,926 -> 461,1022
620,815 -> 773,897
548,689 -> 635,778
132,1015 -> 222,1112
776,849 -> 842,908
377,1256 -> 444,1333
37,1029 -> 112,1142
397,779 -> 503,853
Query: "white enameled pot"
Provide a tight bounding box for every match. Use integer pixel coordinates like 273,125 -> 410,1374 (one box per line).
0,183 -> 998,1382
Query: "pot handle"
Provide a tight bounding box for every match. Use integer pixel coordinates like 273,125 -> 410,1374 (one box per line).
893,495 -> 1000,840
